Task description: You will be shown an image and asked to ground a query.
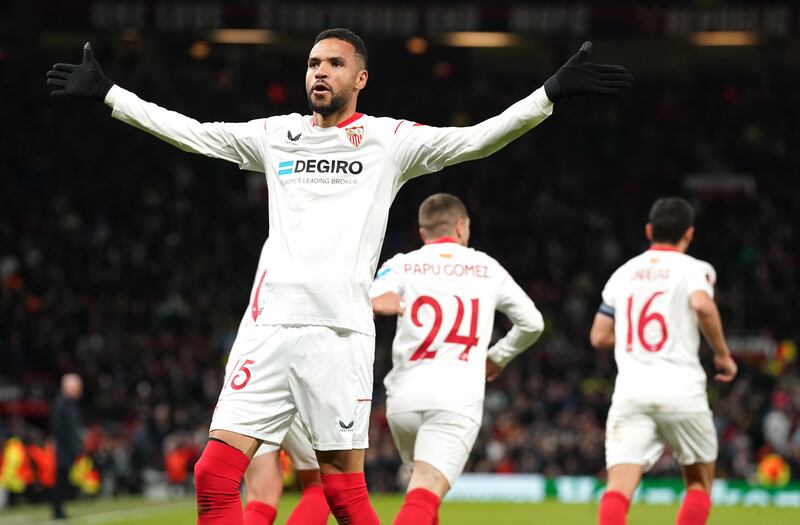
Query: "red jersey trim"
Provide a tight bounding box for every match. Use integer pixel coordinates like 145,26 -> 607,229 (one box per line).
337,112 -> 364,128
308,112 -> 364,128
648,245 -> 681,253
393,120 -> 406,134
425,237 -> 458,245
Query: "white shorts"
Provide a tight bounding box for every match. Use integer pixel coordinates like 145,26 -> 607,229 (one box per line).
605,406 -> 718,471
254,416 -> 319,471
387,409 -> 480,487
211,325 -> 374,451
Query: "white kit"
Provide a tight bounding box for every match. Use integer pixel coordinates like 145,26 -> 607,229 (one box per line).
104,84 -> 552,451
371,240 -> 543,483
599,247 -> 719,469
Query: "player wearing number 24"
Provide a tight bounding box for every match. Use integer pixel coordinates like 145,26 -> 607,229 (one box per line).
369,194 -> 545,525
589,197 -> 737,525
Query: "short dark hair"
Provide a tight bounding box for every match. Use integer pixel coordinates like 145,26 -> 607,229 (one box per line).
648,197 -> 695,244
314,28 -> 368,68
419,193 -> 468,238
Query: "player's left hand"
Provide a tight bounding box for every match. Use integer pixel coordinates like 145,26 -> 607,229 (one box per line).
543,41 -> 633,103
713,353 -> 738,382
486,359 -> 503,382
371,292 -> 405,317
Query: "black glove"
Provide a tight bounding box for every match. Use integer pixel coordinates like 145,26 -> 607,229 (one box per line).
544,41 -> 633,103
46,42 -> 115,101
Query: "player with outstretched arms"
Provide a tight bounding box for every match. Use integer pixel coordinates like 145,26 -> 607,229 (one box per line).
589,197 -> 737,525
370,194 -> 544,525
47,29 -> 631,525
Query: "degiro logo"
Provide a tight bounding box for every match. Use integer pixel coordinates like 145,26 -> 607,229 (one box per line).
277,159 -> 363,176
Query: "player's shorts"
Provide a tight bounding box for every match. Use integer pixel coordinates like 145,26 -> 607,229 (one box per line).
254,416 -> 319,470
387,409 -> 480,487
211,325 -> 374,451
605,404 -> 718,471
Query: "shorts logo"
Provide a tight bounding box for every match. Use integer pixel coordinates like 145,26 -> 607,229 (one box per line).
338,419 -> 354,432
345,125 -> 364,148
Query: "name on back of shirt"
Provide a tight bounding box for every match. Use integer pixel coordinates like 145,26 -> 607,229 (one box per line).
403,263 -> 490,278
631,267 -> 671,281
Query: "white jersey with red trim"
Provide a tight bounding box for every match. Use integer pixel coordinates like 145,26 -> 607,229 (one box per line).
370,240 -> 544,422
105,86 -> 553,336
600,248 -> 717,410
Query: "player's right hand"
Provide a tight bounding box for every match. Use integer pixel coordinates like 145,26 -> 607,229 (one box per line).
486,359 -> 503,382
714,353 -> 738,382
46,42 -> 115,101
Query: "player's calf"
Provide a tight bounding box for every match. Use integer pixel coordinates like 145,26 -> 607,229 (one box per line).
598,464 -> 641,525
598,490 -> 630,525
393,461 -> 448,525
317,449 -> 379,525
676,462 -> 714,525
195,439 -> 251,525
287,474 -> 330,525
243,451 -> 282,525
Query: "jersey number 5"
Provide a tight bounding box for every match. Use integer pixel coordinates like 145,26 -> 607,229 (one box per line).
410,295 -> 480,361
626,291 -> 668,352
229,359 -> 255,390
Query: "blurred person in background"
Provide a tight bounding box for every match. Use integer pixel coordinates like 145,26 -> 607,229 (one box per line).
590,197 -> 738,525
370,194 -> 544,525
50,373 -> 83,520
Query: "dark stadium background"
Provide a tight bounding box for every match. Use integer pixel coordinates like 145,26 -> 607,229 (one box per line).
1,0 -> 799,502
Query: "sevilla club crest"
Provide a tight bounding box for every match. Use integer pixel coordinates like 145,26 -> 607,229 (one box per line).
345,126 -> 364,148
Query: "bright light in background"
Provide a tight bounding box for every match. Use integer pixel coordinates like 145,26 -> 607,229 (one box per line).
691,31 -> 758,46
441,32 -> 519,48
210,29 -> 275,45
189,41 -> 210,59
406,37 -> 428,55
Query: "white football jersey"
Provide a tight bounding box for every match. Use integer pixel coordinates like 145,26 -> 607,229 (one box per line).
238,241 -> 270,331
370,240 -> 544,422
105,86 -> 553,336
600,247 -> 717,409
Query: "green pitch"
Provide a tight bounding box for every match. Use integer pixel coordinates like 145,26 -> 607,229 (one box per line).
0,494 -> 797,524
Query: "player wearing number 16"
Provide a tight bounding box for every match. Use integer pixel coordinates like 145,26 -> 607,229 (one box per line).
589,197 -> 738,525
370,194 -> 545,525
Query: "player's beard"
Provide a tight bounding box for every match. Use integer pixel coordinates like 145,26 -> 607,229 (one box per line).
307,88 -> 349,116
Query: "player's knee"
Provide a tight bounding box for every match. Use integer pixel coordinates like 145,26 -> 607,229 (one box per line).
194,452 -> 230,493
316,449 -> 363,474
194,444 -> 246,496
408,461 -> 449,498
298,469 -> 323,489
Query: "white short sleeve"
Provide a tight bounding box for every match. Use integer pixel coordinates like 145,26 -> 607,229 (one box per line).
600,268 -> 623,316
369,255 -> 405,298
685,262 -> 716,299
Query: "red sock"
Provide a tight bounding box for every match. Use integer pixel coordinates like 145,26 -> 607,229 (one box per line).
598,490 -> 630,525
194,440 -> 250,525
320,472 -> 380,525
393,488 -> 441,525
287,485 -> 330,525
676,489 -> 711,525
243,501 -> 277,525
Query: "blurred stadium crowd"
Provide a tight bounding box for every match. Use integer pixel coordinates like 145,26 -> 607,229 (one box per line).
1,34 -> 799,500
